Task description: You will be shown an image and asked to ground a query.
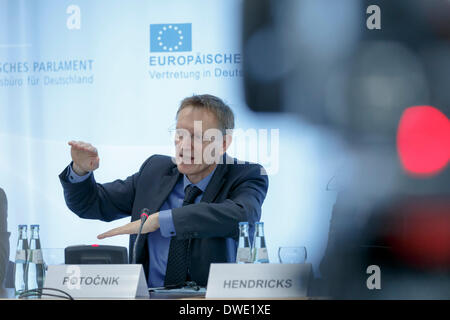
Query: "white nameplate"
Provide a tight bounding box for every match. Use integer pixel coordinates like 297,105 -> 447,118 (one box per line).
206,263 -> 312,298
44,264 -> 149,298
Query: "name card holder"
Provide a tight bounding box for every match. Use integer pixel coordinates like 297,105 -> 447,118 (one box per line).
44,264 -> 149,299
206,263 -> 312,299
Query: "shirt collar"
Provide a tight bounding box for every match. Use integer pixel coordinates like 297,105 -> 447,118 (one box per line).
183,165 -> 217,193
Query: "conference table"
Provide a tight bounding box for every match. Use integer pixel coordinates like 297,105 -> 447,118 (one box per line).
0,263 -> 322,300
0,287 -> 208,300
0,287 -> 321,300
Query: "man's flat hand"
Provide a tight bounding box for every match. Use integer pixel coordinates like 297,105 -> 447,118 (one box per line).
97,213 -> 160,239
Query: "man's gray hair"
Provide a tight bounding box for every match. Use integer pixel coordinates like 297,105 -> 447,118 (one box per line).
176,94 -> 235,133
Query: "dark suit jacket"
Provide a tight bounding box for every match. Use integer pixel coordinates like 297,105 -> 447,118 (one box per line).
59,154 -> 268,285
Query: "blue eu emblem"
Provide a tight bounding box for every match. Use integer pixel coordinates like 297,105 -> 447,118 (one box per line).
150,23 -> 192,52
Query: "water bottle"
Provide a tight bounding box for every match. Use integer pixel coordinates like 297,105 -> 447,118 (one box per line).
236,222 -> 252,263
27,225 -> 45,291
14,225 -> 29,295
252,222 -> 269,263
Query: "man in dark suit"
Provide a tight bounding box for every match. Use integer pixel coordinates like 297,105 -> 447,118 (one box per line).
59,94 -> 269,287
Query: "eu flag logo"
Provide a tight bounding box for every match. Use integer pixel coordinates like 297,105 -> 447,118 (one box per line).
150,23 -> 192,52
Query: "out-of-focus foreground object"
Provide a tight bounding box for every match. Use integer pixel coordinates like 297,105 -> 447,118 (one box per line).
243,0 -> 450,298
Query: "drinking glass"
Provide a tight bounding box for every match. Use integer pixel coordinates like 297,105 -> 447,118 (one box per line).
278,246 -> 307,264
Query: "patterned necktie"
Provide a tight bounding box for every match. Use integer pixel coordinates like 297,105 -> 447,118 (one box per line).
164,184 -> 203,286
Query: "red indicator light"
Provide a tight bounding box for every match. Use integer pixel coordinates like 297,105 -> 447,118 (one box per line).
397,106 -> 450,177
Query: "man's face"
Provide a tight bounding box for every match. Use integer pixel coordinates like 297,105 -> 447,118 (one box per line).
175,105 -> 224,176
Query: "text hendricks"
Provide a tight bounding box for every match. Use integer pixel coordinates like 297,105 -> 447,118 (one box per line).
223,279 -> 293,289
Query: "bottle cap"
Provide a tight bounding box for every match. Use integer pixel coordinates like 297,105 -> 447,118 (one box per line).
30,224 -> 40,229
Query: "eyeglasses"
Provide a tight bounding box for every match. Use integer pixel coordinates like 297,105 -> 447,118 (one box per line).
168,126 -> 225,144
168,128 -> 204,144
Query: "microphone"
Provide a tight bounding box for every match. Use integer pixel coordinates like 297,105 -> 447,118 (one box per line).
132,208 -> 150,264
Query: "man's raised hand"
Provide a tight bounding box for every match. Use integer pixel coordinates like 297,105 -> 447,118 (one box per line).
68,141 -> 100,176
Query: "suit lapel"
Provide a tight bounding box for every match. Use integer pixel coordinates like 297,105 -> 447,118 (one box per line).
145,153 -> 232,211
149,165 -> 181,213
201,154 -> 230,203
